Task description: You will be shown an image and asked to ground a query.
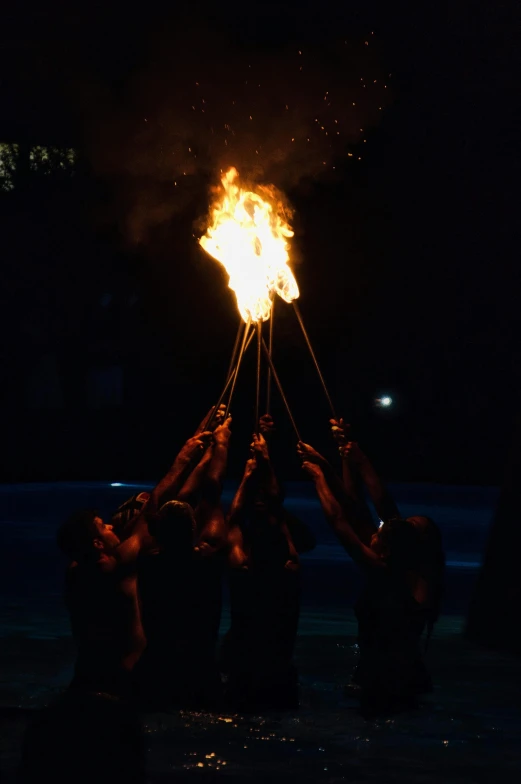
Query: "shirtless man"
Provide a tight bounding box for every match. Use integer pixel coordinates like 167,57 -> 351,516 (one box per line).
222,424 -> 301,711
134,416 -> 232,709
57,431 -> 210,698
298,427 -> 444,716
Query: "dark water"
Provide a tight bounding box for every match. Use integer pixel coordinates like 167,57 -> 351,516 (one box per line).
2,481 -> 521,783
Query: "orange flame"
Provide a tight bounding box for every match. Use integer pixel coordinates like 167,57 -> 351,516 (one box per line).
200,167 -> 299,323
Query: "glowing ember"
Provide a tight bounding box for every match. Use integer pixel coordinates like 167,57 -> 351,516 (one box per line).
200,167 -> 299,322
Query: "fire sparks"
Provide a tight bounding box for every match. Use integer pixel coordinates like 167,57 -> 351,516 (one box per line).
200,167 -> 299,322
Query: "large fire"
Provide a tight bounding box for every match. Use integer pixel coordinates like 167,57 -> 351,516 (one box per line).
200,167 -> 299,323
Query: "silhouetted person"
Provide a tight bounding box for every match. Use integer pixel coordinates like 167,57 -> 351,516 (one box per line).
134,416 -> 231,710
56,432 -> 210,698
299,428 -> 444,718
222,425 -> 303,711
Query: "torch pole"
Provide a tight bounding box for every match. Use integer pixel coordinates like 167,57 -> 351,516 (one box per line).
219,330 -> 255,401
266,298 -> 274,415
261,338 -> 301,442
225,317 -> 252,417
208,323 -> 253,428
292,301 -> 337,420
225,321 -> 245,385
255,320 -> 262,433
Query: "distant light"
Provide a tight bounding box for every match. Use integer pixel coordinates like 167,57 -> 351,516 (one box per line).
376,396 -> 393,408
110,482 -> 123,487
381,396 -> 392,407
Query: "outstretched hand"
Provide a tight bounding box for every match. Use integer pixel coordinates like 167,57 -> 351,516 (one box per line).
176,432 -> 212,465
329,418 -> 351,450
250,432 -> 270,462
213,417 -> 232,446
296,441 -> 328,468
196,404 -> 226,434
243,457 -> 257,481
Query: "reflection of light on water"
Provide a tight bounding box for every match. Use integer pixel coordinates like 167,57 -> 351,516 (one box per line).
184,751 -> 229,771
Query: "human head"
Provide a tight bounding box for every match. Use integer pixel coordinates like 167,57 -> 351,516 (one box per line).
57,510 -> 120,561
146,500 -> 196,555
371,514 -> 444,572
370,517 -> 422,569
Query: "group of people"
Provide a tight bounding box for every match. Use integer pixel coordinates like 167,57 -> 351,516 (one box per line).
56,405 -> 444,717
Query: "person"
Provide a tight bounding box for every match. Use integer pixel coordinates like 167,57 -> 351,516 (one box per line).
221,421 -> 302,711
298,428 -> 444,717
134,416 -> 232,710
56,431 -> 210,700
329,419 -> 445,651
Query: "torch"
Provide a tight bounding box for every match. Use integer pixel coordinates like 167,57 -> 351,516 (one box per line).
199,167 -> 301,436
200,167 -> 337,438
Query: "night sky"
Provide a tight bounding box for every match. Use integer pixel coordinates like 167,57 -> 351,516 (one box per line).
0,2 -> 519,485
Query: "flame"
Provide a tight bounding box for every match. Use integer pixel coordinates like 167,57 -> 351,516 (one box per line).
200,167 -> 299,322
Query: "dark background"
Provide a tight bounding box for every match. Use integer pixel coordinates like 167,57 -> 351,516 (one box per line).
0,2 -> 518,484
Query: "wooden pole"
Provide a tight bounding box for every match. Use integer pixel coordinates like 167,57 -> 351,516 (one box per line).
225,318 -> 252,417
266,298 -> 275,415
255,320 -> 262,433
208,323 -> 253,428
225,321 -> 245,385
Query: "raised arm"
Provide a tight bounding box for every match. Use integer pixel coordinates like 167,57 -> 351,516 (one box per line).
204,418 -> 232,496
228,457 -> 256,529
297,440 -> 376,546
196,418 -> 232,555
301,460 -> 382,569
113,433 -> 211,566
330,419 -> 366,502
148,431 -> 212,510
226,457 -> 256,569
330,418 -> 398,526
177,443 -> 214,507
250,431 -> 282,509
159,404 -> 225,506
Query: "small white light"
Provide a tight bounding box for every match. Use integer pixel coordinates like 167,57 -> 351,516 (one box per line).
381,396 -> 392,407
110,482 -> 123,487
